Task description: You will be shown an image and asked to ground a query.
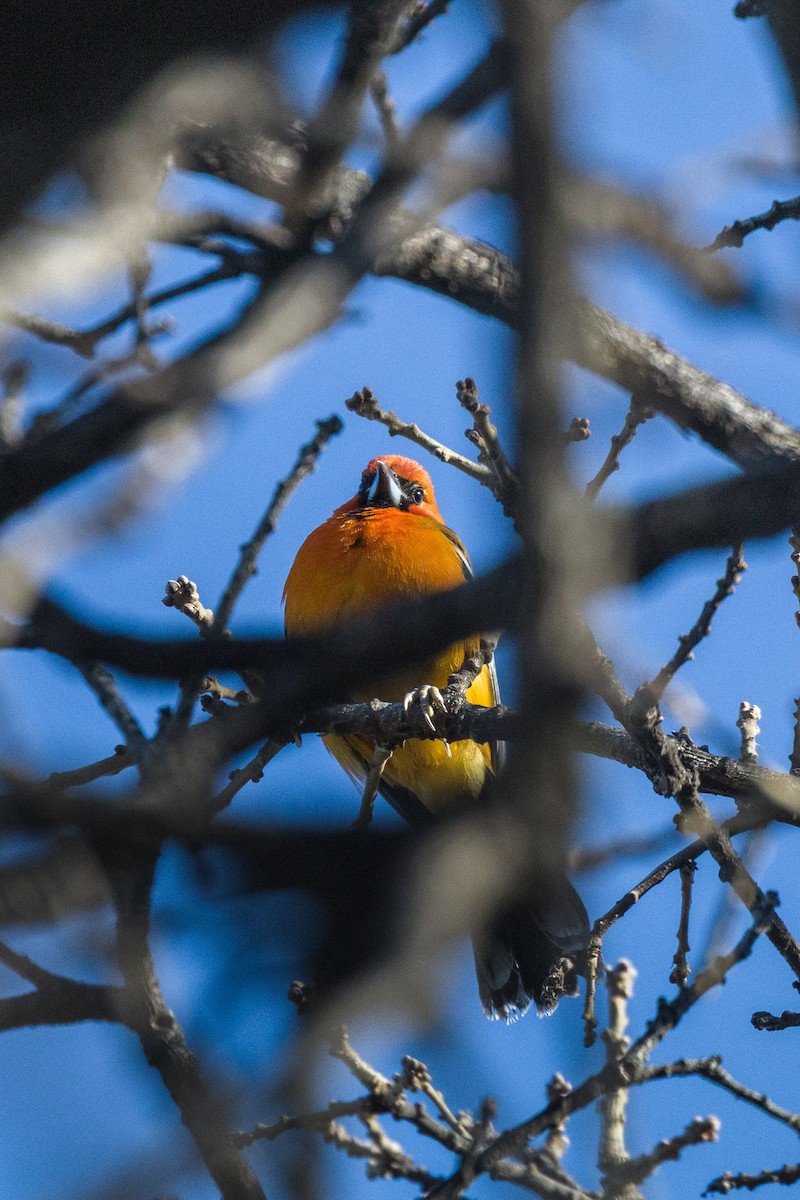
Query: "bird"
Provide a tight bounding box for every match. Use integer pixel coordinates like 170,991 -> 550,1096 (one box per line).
283,453 -> 589,1019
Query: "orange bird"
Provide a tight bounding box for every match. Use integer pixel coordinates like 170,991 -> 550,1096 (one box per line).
283,454 -> 588,1019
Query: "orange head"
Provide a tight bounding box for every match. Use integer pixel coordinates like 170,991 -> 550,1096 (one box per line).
335,455 -> 445,524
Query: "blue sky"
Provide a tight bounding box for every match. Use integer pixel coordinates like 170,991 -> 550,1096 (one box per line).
2,2 -> 800,1197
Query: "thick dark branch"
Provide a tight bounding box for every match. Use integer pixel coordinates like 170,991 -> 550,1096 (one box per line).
174,130 -> 799,473
572,298 -> 800,469
293,0 -> 411,223
108,828 -> 265,1200
17,458 -> 800,706
0,980 -> 120,1032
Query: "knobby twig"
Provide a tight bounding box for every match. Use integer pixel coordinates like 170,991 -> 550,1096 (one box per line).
670,860 -> 696,987
163,575 -> 215,633
738,702 -> 762,764
620,696 -> 800,987
584,395 -> 653,503
598,960 -> 643,1200
617,1117 -> 719,1190
209,740 -> 285,816
455,377 -> 518,514
438,900 -> 778,1198
345,386 -> 493,487
751,1008 -> 800,1031
214,414 -> 343,632
643,1055 -> 800,1135
706,195 -> 800,251
75,662 -> 148,762
646,544 -> 746,704
705,1162 -> 800,1195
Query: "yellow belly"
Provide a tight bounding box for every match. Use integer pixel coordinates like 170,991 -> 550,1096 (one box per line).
284,507 -> 498,815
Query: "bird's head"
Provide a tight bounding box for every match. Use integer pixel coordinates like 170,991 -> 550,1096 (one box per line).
337,455 -> 444,523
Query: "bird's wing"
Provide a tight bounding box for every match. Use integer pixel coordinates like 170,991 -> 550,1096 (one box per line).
442,525 -> 505,777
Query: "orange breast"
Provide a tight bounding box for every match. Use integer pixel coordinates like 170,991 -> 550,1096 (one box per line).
284,508 -> 497,813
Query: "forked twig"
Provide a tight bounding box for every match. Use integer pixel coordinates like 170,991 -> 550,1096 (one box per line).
346,387 -> 493,486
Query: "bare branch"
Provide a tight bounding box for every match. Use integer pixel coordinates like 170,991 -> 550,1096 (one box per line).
75,661 -> 148,761
646,545 -> 746,704
455,376 -> 518,514
705,1162 -> 800,1195
738,702 -> 762,764
751,1008 -> 800,1030
643,1056 -> 800,1134
670,861 -> 697,988
345,386 -> 493,487
584,395 -> 653,503
616,1116 -> 719,1189
215,414 -> 343,631
209,739 -> 284,816
706,194 -> 800,251
598,960 -> 643,1200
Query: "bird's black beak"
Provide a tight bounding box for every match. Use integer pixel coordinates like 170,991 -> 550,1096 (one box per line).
365,460 -> 404,508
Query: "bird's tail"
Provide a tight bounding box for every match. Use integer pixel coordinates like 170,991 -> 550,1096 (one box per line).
472,871 -> 590,1021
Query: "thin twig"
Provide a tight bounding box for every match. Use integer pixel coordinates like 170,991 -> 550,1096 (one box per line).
627,892 -> 778,1069
392,0 -> 452,52
209,740 -> 285,816
584,830 -> 716,1047
615,1117 -> 719,1189
646,544 -> 746,704
345,387 -> 493,486
622,698 -> 800,986
75,662 -> 148,762
44,746 -> 133,789
0,362 -> 27,449
705,1162 -> 800,1195
215,415 -> 343,632
370,70 -> 401,149
643,1056 -> 800,1134
670,860 -> 697,987
455,377 -> 518,513
584,396 -> 653,503
706,195 -> 800,251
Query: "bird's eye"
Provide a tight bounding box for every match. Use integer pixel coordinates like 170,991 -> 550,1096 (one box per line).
410,485 -> 425,505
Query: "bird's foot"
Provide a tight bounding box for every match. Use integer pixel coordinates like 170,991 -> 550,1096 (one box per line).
402,684 -> 451,755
